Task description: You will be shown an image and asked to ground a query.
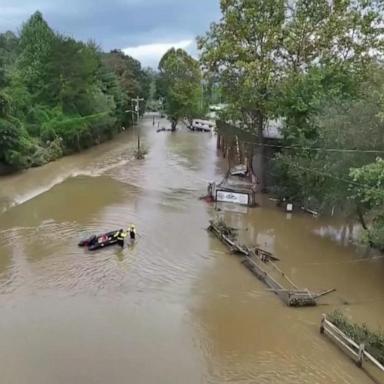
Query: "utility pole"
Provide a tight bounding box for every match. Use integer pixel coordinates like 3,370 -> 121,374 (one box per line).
131,97 -> 144,158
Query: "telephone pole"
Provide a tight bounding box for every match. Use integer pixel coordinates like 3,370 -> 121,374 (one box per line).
131,97 -> 144,158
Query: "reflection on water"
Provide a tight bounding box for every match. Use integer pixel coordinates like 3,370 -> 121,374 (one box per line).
0,115 -> 383,384
314,223 -> 362,245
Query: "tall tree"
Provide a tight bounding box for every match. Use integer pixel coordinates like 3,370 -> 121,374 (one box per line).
44,36 -> 100,113
102,50 -> 150,122
198,0 -> 286,188
270,65 -> 384,224
279,0 -> 384,140
17,11 -> 55,98
198,0 -> 384,190
158,48 -> 202,130
0,11 -> 151,171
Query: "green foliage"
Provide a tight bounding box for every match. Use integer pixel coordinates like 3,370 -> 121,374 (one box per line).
350,158 -> 384,209
17,11 -> 56,97
277,66 -> 361,141
0,31 -> 18,67
0,118 -> 29,168
271,80 -> 383,210
0,12 -> 147,171
328,311 -> 384,364
350,158 -> 384,249
158,48 -> 203,129
270,65 -> 384,248
201,0 -> 384,240
199,0 -> 384,192
102,50 -> 150,122
199,0 -> 285,136
44,37 -> 100,112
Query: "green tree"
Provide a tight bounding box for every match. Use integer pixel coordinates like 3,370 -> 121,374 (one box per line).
158,48 -> 202,130
279,0 -> 384,140
0,11 -> 150,171
199,0 -> 384,190
350,158 -> 384,249
44,37 -> 100,113
0,118 -> 29,168
270,66 -> 384,237
198,0 -> 286,188
102,50 -> 150,123
17,11 -> 55,98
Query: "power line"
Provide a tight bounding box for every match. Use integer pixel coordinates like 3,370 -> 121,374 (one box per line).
220,133 -> 384,190
255,141 -> 384,154
263,154 -> 382,192
224,136 -> 384,154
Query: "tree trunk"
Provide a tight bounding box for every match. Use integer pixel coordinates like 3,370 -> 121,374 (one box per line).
356,205 -> 368,230
356,205 -> 375,247
171,118 -> 177,131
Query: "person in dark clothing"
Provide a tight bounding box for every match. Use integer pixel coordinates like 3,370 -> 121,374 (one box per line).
129,225 -> 136,241
88,235 -> 97,246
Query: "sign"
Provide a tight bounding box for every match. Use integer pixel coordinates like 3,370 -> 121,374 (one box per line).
286,203 -> 293,212
216,190 -> 249,205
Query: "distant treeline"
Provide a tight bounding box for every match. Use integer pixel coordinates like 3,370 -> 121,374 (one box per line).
0,11 -> 151,171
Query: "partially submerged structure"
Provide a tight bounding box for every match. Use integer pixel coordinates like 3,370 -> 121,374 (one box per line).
208,165 -> 257,206
208,220 -> 335,307
215,119 -> 284,192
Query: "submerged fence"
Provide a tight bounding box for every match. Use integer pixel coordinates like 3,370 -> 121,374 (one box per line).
208,220 -> 335,307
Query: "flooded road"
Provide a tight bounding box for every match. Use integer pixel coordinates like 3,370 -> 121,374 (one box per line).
0,115 -> 383,384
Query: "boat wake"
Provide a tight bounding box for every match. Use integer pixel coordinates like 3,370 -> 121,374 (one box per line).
1,158 -> 131,215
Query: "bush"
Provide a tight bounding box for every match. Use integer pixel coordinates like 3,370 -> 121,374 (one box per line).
47,138 -> 63,160
40,124 -> 57,142
0,118 -> 32,168
4,149 -> 28,169
328,310 -> 384,365
29,138 -> 63,166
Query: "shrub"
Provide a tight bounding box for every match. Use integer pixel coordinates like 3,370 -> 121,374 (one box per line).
328,310 -> 384,365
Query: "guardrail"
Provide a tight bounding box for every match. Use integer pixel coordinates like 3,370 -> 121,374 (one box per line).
320,314 -> 384,372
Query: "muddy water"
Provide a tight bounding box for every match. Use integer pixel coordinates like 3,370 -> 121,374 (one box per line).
0,115 -> 383,384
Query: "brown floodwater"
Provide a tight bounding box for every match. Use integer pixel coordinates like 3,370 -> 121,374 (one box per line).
0,115 -> 383,384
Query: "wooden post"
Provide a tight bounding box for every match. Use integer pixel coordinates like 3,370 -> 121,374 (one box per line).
320,314 -> 326,334
357,343 -> 365,367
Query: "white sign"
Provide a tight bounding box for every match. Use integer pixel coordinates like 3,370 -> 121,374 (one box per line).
216,190 -> 249,205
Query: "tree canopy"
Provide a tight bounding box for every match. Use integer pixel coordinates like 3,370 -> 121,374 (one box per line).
199,0 -> 384,248
198,0 -> 384,190
158,48 -> 203,130
0,12 -> 149,170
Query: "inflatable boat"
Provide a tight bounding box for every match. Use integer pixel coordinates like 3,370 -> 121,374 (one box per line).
78,230 -> 119,251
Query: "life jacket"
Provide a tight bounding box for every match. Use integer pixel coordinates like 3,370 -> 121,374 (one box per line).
115,230 -> 127,241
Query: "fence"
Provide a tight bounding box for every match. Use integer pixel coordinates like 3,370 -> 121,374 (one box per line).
208,220 -> 335,307
320,314 -> 384,373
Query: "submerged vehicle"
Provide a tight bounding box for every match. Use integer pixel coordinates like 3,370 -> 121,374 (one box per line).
78,230 -> 120,251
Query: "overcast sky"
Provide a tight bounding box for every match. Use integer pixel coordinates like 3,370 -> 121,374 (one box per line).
0,0 -> 221,67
